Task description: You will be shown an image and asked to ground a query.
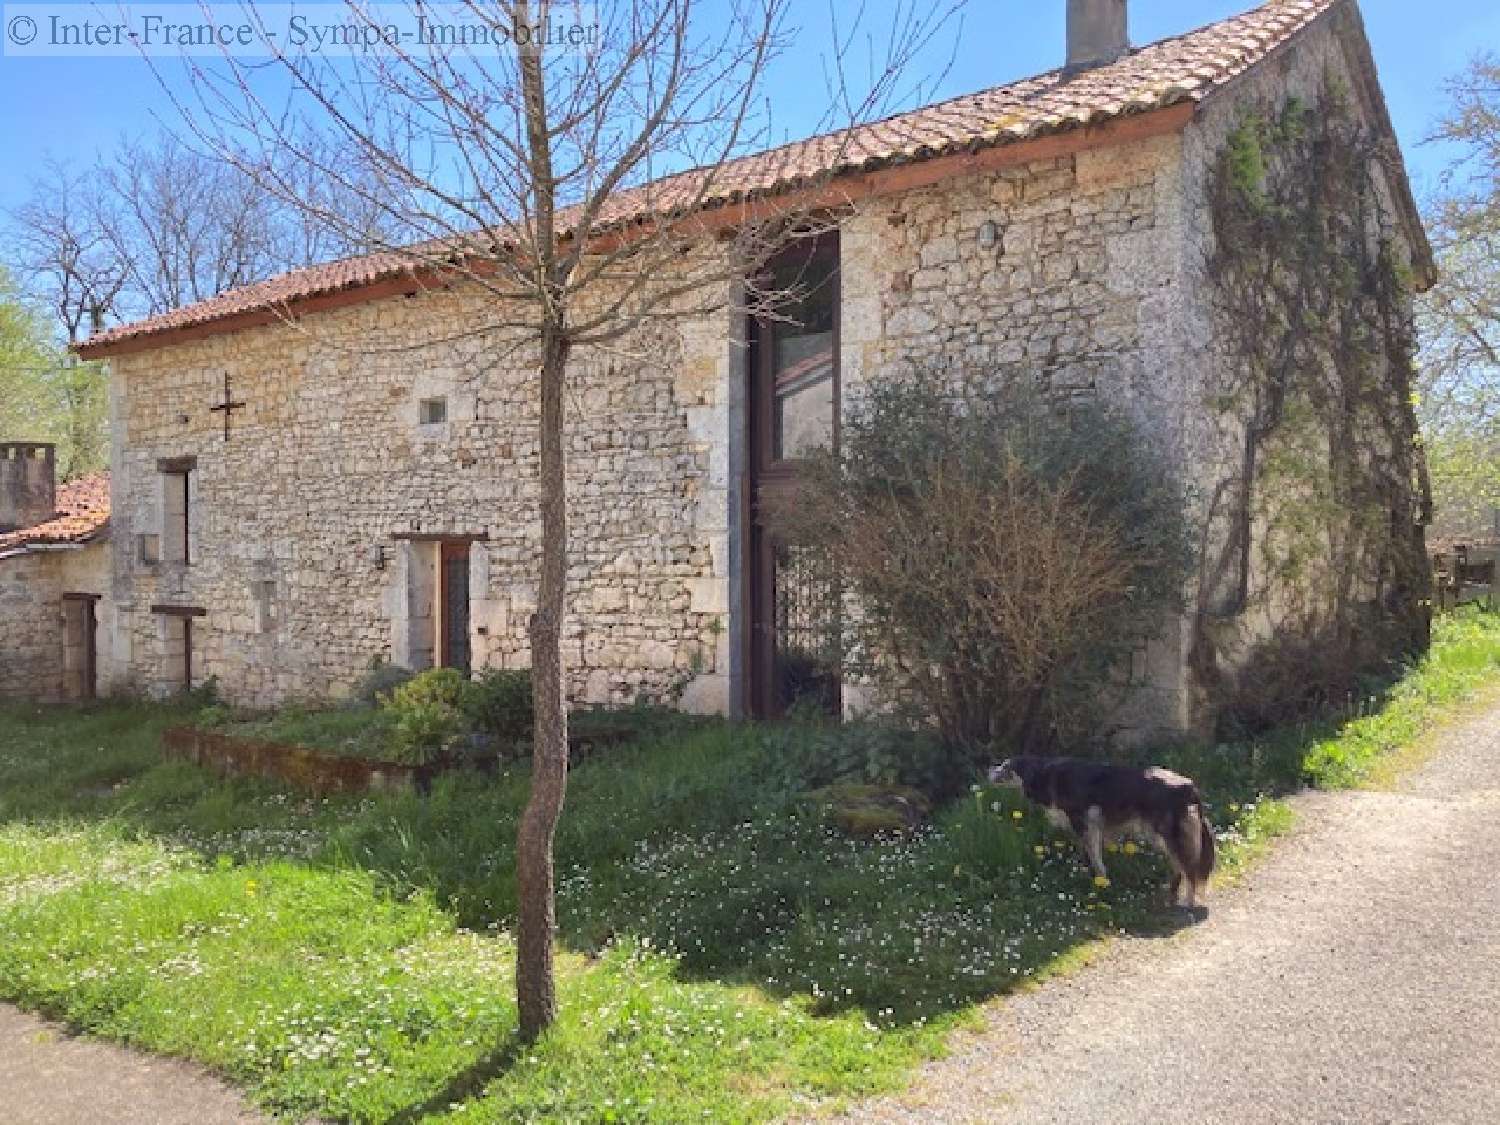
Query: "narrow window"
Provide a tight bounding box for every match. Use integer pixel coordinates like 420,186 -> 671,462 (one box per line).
157,456 -> 195,565
761,237 -> 838,462
419,397 -> 448,425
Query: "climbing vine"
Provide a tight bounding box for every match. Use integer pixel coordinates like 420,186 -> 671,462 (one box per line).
1193,82 -> 1432,730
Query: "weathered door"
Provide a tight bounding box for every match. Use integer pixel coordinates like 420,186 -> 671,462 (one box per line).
745,232 -> 842,718
439,541 -> 472,673
61,594 -> 98,700
81,597 -> 97,699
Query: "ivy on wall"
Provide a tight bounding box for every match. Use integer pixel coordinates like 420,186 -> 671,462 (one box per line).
1191,83 -> 1433,730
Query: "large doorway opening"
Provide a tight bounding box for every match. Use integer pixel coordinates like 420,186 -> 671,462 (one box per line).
744,231 -> 842,718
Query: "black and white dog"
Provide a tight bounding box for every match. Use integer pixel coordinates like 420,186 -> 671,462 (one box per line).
989,756 -> 1217,909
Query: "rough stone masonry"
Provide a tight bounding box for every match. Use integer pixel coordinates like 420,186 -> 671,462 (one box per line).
78,1 -> 1429,742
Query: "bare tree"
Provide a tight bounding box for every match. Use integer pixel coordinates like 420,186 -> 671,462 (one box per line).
9,132 -> 398,338
1421,54 -> 1500,535
166,0 -> 959,1039
10,158 -> 128,343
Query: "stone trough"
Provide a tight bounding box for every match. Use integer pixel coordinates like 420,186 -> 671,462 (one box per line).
162,719 -> 645,796
162,726 -> 436,794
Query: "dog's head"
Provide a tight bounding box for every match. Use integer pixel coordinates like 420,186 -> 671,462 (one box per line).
988,756 -> 1048,790
987,759 -> 1023,788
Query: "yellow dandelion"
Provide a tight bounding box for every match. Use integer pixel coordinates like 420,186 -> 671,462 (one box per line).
1122,841 -> 1138,856
1033,845 -> 1047,857
1011,810 -> 1024,821
1229,803 -> 1241,814
244,879 -> 259,897
1093,875 -> 1111,888
1106,842 -> 1120,854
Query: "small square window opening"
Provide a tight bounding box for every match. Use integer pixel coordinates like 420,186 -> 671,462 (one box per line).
419,397 -> 448,425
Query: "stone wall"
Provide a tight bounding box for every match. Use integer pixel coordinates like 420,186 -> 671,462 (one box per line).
105,23 -> 1423,742
108,282 -> 736,710
0,553 -> 61,700
0,539 -> 113,702
839,133 -> 1197,739
1176,7 -> 1429,728
109,131 -> 1202,730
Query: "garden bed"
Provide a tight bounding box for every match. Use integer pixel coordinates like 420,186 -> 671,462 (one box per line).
162,725 -> 437,794
165,711 -> 657,794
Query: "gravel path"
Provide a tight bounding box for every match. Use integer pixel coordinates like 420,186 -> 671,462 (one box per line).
832,701 -> 1500,1125
0,1004 -> 263,1124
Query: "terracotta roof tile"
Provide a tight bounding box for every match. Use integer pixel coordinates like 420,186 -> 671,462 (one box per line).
0,473 -> 111,555
79,0 -> 1339,355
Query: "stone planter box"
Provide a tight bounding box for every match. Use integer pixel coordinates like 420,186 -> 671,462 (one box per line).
162,726 -> 437,794
162,720 -> 644,795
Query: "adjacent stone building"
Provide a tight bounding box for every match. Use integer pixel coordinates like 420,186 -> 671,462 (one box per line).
0,444 -> 113,701
72,0 -> 1433,739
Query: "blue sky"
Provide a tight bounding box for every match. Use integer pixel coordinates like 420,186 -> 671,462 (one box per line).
0,0 -> 1495,218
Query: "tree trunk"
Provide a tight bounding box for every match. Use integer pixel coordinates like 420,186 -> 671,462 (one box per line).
516,323 -> 570,1042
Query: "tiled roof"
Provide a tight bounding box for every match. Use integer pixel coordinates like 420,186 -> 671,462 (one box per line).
79,0 -> 1342,355
0,473 -> 111,556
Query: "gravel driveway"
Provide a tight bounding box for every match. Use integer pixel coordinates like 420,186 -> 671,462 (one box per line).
831,701 -> 1500,1125
0,1003 -> 263,1124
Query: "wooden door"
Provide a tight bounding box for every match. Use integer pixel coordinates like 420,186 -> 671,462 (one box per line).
61,594 -> 99,700
745,232 -> 842,718
81,598 -> 97,699
439,541 -> 472,673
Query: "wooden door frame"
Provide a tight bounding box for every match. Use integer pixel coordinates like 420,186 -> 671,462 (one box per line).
62,592 -> 100,700
152,604 -> 206,692
741,230 -> 842,718
437,539 -> 472,673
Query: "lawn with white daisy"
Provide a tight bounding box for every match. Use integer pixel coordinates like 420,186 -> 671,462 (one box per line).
2,609 -> 1497,1122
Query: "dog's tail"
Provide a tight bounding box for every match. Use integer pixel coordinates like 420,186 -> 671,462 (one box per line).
1175,798 -> 1216,893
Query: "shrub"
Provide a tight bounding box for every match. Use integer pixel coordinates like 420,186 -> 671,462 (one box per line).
776,371 -> 1191,757
462,667 -> 534,742
756,720 -> 961,797
382,668 -> 470,765
183,675 -> 222,709
350,657 -> 416,709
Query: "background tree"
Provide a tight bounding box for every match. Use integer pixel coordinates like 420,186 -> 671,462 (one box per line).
9,159 -> 127,343
0,268 -> 55,435
1419,53 -> 1500,539
8,131 -> 398,337
173,0 -> 958,1039
0,267 -> 106,478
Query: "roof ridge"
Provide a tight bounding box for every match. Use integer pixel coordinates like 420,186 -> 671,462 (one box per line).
0,471 -> 111,555
78,0 -> 1345,357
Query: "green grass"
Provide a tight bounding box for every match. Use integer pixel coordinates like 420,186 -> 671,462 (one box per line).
1,609 -> 1498,1122
196,698 -> 686,765
202,703 -> 400,759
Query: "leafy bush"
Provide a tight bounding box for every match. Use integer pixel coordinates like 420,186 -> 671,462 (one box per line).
183,675 -> 222,709
776,372 -> 1191,757
756,720 -> 962,797
382,668 -> 470,765
195,703 -> 237,729
350,658 -> 415,709
461,667 -> 534,742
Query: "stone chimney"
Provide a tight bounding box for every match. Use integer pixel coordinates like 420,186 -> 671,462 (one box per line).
0,443 -> 58,533
1067,0 -> 1129,73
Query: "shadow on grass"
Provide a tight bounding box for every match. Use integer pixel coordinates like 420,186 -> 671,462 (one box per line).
387,1034 -> 527,1124
0,612 -> 1491,1033
0,702 -> 1292,1023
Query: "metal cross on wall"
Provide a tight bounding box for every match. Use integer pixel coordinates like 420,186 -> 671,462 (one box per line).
209,373 -> 246,441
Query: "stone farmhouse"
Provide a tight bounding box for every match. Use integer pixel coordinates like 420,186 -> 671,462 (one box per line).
60,0 -> 1431,740
0,445 -> 111,701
